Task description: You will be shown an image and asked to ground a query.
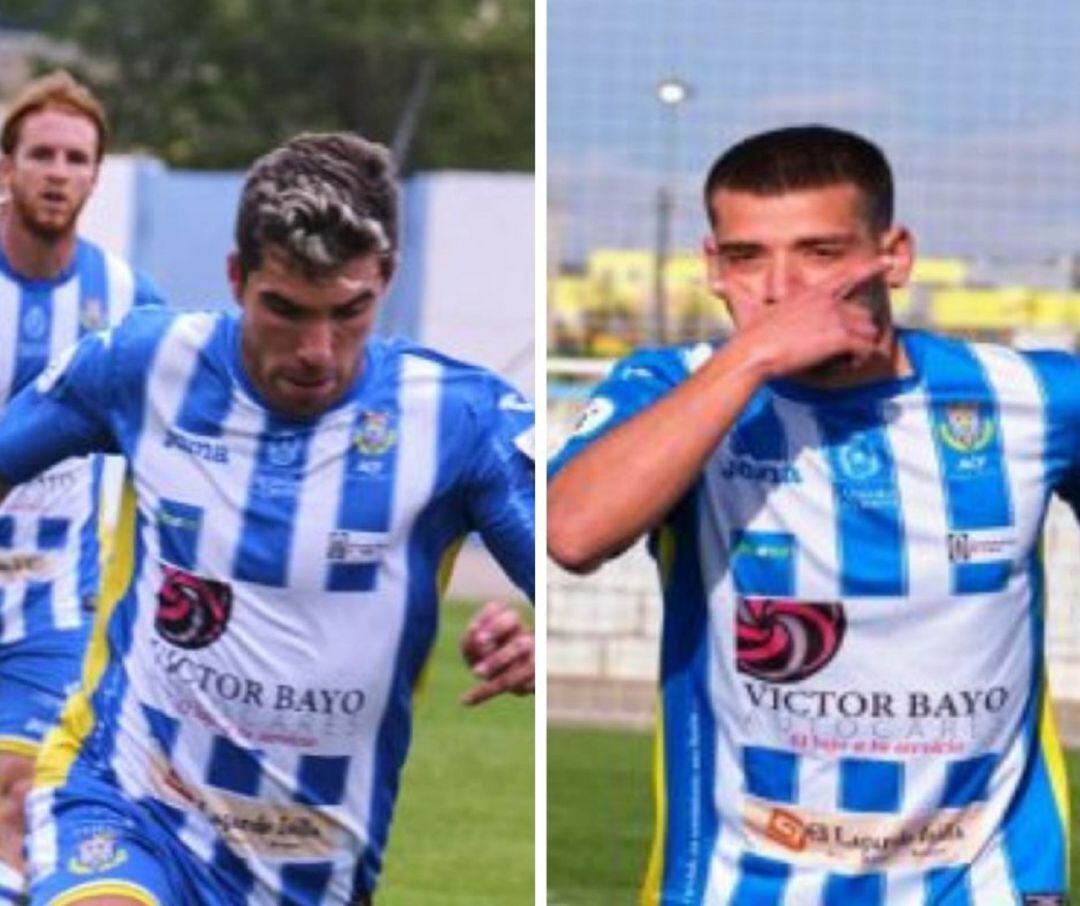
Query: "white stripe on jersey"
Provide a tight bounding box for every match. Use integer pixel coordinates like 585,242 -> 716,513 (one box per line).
0,276 -> 20,409
46,279 -> 80,363
103,250 -> 137,325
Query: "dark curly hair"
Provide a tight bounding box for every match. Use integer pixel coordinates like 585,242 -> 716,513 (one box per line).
235,132 -> 398,283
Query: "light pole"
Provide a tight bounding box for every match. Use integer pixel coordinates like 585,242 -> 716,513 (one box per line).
654,77 -> 690,345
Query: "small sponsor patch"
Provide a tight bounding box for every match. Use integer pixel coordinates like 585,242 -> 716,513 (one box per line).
571,398 -> 614,437
354,411 -> 397,456
68,830 -> 128,875
947,529 -> 1017,564
326,530 -> 388,565
939,403 -> 995,453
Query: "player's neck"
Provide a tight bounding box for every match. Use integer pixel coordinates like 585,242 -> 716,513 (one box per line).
0,211 -> 78,282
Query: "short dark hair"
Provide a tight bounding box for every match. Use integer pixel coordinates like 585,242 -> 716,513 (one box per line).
235,132 -> 398,283
2,70 -> 108,162
703,125 -> 893,233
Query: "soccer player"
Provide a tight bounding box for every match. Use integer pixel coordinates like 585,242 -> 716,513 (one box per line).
0,70 -> 160,900
0,133 -> 534,904
549,126 -> 1079,904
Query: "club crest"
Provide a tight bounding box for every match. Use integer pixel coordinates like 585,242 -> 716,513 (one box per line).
939,403 -> 994,452
354,410 -> 398,455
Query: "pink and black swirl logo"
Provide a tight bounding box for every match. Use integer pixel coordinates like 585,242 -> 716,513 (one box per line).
736,597 -> 845,683
156,565 -> 233,650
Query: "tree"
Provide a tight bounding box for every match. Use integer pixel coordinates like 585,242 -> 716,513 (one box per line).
28,0 -> 533,171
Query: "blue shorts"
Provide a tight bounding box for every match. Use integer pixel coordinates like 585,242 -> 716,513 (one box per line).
26,778 -> 373,905
26,779 -> 243,906
0,627 -> 89,757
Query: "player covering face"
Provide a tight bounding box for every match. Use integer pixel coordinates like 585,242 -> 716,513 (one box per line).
550,126 -> 1078,904
0,133 -> 534,905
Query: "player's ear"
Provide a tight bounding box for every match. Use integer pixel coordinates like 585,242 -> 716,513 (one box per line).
227,253 -> 244,302
880,226 -> 915,289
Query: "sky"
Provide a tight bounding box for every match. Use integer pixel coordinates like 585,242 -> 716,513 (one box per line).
549,0 -> 1080,274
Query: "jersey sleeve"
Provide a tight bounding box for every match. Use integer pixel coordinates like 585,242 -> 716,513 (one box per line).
1027,349 -> 1080,519
0,329 -> 118,486
462,376 -> 535,601
548,345 -> 695,477
134,271 -> 167,309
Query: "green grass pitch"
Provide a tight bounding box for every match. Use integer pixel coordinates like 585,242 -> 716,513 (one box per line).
549,727 -> 1080,905
378,601 -> 534,905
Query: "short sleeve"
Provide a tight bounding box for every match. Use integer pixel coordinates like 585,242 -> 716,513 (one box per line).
548,345 -> 699,477
0,329 -> 118,485
463,377 -> 535,600
1026,349 -> 1080,519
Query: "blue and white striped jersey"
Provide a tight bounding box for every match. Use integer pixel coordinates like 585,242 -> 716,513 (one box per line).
552,330 -> 1080,906
0,307 -> 534,904
0,238 -> 159,645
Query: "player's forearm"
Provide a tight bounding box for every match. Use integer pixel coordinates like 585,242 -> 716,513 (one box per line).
548,338 -> 769,573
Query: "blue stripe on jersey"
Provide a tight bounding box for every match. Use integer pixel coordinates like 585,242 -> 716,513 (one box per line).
295,754 -> 350,807
656,496 -> 719,904
175,317 -> 234,437
817,407 -> 907,597
730,852 -> 790,906
12,284 -> 53,398
233,418 -> 314,587
75,240 -> 109,337
1001,551 -> 1067,894
731,531 -> 795,596
823,872 -> 883,905
925,866 -> 972,905
37,517 -> 70,549
157,499 -> 204,570
23,582 -> 52,636
140,704 -> 181,756
838,758 -> 902,813
206,735 -> 262,796
354,359 -> 448,900
941,753 -> 997,807
281,862 -> 333,905
210,840 -> 255,899
0,518 -> 11,547
78,455 -> 104,600
328,370 -> 402,592
730,395 -> 788,461
921,341 -> 1014,594
743,747 -> 797,802
77,509 -> 150,772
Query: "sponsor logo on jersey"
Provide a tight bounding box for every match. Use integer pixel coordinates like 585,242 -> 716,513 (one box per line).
354,410 -> 398,456
164,428 -> 229,464
939,403 -> 995,453
80,297 -> 106,331
744,798 -> 987,871
21,304 -> 47,341
0,551 -> 55,582
571,397 -> 615,438
326,530 -> 388,565
718,457 -> 802,484
156,564 -> 233,650
836,437 -> 883,481
266,433 -> 302,467
150,760 -> 345,858
68,830 -> 128,875
736,597 -> 846,683
947,530 -> 1017,564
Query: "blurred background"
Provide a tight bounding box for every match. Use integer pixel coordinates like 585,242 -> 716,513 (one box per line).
547,2 -> 1080,903
0,3 -> 534,904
